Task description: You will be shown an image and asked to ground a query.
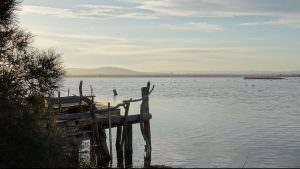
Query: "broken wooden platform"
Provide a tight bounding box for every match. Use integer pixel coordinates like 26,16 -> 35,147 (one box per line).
47,81 -> 154,168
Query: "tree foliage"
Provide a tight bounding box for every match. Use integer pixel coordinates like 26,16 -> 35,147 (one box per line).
0,0 -> 76,168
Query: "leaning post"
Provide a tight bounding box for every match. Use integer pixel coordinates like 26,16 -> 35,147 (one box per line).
141,81 -> 152,167
79,80 -> 83,112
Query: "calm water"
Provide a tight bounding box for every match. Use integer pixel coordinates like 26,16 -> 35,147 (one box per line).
61,77 -> 300,168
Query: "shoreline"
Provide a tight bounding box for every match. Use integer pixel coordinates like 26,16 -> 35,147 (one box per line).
64,74 -> 300,78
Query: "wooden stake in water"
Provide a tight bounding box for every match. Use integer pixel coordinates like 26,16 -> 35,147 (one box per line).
79,80 -> 83,112
108,102 -> 113,167
90,85 -> 93,96
113,89 -> 118,96
58,91 -> 61,113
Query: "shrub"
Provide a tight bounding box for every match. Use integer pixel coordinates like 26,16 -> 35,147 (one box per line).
0,0 -> 77,168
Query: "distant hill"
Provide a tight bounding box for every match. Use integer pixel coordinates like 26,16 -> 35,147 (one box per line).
66,67 -> 144,76
65,67 -> 300,77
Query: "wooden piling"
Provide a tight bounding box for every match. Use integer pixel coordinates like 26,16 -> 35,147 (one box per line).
74,141 -> 80,168
140,82 -> 152,167
125,124 -> 133,168
89,95 -> 102,167
90,85 -> 93,97
90,134 -> 96,167
113,89 -> 118,96
121,103 -> 130,146
79,80 -> 83,112
121,102 -> 131,168
108,102 -> 113,167
47,81 -> 154,168
58,91 -> 61,113
116,126 -> 124,168
98,126 -> 110,167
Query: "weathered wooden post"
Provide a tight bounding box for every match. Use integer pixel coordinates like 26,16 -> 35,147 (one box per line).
90,85 -> 93,97
108,102 -> 113,167
122,102 -> 133,168
73,140 -> 80,168
125,124 -> 133,168
116,126 -> 124,168
98,125 -> 110,167
68,88 -> 70,96
90,134 -> 96,167
79,80 -> 83,112
140,82 -> 152,167
89,95 -> 102,167
113,89 -> 118,96
58,91 -> 61,113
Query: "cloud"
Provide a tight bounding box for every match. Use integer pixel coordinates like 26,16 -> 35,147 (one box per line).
20,5 -> 77,18
32,31 -> 128,43
162,22 -> 223,32
240,16 -> 300,29
20,4 -> 159,20
247,37 -> 265,41
264,17 -> 300,29
239,22 -> 260,26
28,28 -> 294,72
28,30 -> 131,53
19,1 -> 300,21
30,30 -> 250,64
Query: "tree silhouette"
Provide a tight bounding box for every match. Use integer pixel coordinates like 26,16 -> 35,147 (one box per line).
0,0 -> 76,168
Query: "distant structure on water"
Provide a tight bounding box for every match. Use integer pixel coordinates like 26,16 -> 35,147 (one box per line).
244,76 -> 286,80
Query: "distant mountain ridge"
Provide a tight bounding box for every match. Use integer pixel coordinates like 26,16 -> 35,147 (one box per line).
65,67 -> 300,77
66,67 -> 144,76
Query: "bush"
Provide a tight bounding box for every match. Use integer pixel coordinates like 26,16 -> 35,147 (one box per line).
0,0 -> 77,168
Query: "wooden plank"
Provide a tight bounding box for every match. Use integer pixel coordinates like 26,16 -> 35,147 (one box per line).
48,96 -> 93,104
56,112 -> 91,121
48,96 -> 96,109
50,102 -> 89,109
55,109 -> 121,121
56,113 -> 152,129
50,101 -> 117,113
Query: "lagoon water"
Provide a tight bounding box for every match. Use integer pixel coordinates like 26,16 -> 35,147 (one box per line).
62,77 -> 300,168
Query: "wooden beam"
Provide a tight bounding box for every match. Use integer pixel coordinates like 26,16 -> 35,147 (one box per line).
55,109 -> 121,121
56,113 -> 152,129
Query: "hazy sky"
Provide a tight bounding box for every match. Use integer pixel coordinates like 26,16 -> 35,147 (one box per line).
18,0 -> 300,72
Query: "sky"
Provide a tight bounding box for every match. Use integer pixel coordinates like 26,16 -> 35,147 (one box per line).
17,0 -> 300,72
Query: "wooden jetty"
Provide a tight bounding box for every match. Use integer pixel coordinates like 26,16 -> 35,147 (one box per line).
47,81 -> 154,168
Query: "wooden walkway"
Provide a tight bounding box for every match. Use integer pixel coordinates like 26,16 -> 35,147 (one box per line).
47,81 -> 154,168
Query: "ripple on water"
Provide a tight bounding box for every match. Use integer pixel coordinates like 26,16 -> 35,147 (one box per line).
63,77 -> 300,168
